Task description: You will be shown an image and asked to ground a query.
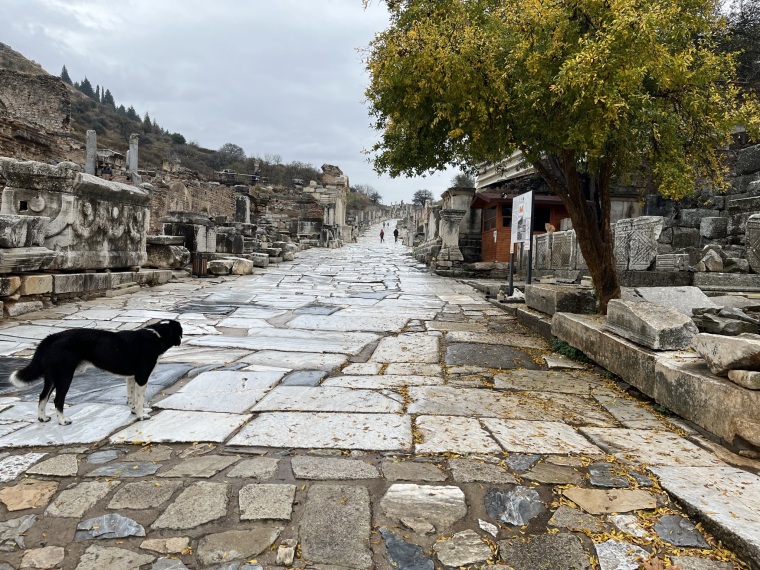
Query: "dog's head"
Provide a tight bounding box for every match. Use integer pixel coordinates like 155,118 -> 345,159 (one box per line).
148,320 -> 183,347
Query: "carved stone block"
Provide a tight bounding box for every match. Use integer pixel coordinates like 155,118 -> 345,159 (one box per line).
628,217 -> 664,271
614,219 -> 634,270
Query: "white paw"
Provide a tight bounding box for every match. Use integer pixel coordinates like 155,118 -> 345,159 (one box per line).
59,417 -> 72,426
38,415 -> 51,423
136,413 -> 150,421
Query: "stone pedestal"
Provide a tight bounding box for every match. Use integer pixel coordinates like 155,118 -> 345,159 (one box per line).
0,158 -> 150,270
161,211 -> 217,253
234,186 -> 251,224
85,130 -> 97,175
438,209 -> 466,263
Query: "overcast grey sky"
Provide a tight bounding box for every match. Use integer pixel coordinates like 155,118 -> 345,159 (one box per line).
3,0 -> 461,204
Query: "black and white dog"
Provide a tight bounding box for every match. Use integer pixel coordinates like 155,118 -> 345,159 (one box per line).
10,320 -> 183,425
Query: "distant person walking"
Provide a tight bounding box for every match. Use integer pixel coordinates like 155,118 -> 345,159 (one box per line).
380,229 -> 385,243
393,228 -> 399,243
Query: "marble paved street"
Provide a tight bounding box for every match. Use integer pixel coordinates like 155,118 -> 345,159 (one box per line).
0,222 -> 758,569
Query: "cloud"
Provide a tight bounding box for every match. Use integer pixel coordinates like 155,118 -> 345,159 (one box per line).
3,0 -> 460,203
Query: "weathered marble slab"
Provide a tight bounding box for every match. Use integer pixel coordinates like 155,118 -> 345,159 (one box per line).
649,464 -> 760,566
189,329 -> 378,355
228,412 -> 412,451
156,370 -> 284,413
634,286 -> 716,316
322,375 -> 444,389
252,387 -> 402,413
370,333 -> 440,364
0,403 -> 135,448
384,363 -> 443,376
288,312 -> 410,332
159,347 -> 249,365
482,419 -> 603,455
494,370 -> 606,394
580,428 -> 723,466
215,317 -> 274,329
111,410 -> 250,444
238,350 -> 347,371
444,331 -> 546,350
415,415 -> 501,454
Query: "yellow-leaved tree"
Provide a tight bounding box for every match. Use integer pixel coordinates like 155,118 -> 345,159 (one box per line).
364,0 -> 760,313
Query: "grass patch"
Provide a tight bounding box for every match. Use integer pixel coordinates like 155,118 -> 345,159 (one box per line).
550,337 -> 594,364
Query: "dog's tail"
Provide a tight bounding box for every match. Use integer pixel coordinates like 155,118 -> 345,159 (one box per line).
9,358 -> 44,387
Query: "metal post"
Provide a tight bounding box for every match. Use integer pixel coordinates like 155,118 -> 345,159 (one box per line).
508,243 -> 515,296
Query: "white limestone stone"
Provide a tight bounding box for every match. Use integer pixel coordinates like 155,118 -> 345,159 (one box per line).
0,403 -> 135,448
483,419 -> 603,455
189,328 -> 378,355
252,386 -> 402,413
322,375 -> 444,389
415,415 -> 501,454
111,410 -> 250,444
228,412 -> 412,451
156,370 -> 283,413
239,350 -> 346,370
380,484 -> 466,530
370,333 -> 439,363
580,428 -> 723,466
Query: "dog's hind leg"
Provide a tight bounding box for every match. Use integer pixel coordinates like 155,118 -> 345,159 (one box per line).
37,377 -> 54,422
52,363 -> 76,426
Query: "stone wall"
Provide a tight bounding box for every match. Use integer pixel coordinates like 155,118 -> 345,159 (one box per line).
0,69 -> 72,161
147,178 -> 237,233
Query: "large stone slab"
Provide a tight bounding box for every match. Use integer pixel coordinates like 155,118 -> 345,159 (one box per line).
239,483 -> 296,520
0,403 -> 135,448
444,330 -> 546,350
238,350 -> 347,371
692,333 -> 760,376
415,415 -> 501,454
228,412 -> 412,451
650,465 -> 760,568
46,481 -> 119,517
563,488 -> 657,514
189,328 -> 378,355
300,485 -> 372,569
525,284 -> 596,316
252,386 -> 402,413
196,527 -> 283,566
107,480 -> 183,509
0,453 -> 45,483
498,534 -> 591,570
155,370 -> 283,413
445,343 -> 541,370
291,456 -> 379,480
323,374 -> 444,388
605,299 -> 698,350
75,545 -> 154,570
0,479 -> 57,511
370,333 -> 439,363
634,286 -> 717,316
381,484 -> 466,531
110,410 -> 250,444
580,427 -> 722,466
152,482 -> 228,529
483,419 -> 603,455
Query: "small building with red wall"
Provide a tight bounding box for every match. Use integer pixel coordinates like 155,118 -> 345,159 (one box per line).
471,192 -> 569,262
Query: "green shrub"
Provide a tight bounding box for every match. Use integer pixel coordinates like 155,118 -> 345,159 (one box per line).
550,337 -> 594,364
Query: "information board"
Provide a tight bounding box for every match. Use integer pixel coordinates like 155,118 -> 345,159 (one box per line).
510,191 -> 533,248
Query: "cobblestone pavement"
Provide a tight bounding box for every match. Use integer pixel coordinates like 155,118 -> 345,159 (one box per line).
0,222 -> 759,569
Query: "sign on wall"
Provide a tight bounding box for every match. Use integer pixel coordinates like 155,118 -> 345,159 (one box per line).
510,190 -> 533,248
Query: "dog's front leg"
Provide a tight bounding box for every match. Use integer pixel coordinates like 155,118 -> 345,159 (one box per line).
126,377 -> 136,411
134,381 -> 150,421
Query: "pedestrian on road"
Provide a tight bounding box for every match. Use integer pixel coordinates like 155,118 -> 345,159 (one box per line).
380,229 -> 385,243
393,228 -> 399,243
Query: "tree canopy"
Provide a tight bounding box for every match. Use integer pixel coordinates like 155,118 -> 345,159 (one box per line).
365,0 -> 760,312
412,189 -> 434,206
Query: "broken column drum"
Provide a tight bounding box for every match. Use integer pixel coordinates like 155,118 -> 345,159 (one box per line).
0,158 -> 150,270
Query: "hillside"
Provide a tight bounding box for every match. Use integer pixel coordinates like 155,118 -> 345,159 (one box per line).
0,43 -> 322,186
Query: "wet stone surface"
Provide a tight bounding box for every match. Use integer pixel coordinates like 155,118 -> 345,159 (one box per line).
0,224 -> 754,569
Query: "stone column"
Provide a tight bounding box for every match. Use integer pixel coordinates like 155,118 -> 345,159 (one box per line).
234,185 -> 251,224
85,130 -> 97,175
438,209 -> 467,263
128,133 -> 140,174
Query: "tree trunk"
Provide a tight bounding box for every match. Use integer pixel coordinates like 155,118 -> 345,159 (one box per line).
533,151 -> 621,314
